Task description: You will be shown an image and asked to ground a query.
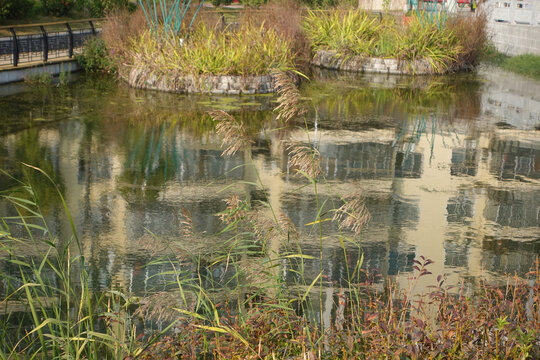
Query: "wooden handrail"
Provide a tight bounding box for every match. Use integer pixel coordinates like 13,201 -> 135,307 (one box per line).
0,18 -> 105,31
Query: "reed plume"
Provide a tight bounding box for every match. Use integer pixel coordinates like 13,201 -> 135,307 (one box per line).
210,111 -> 253,156
218,194 -> 249,225
274,71 -> 306,123
287,143 -> 321,179
333,191 -> 371,235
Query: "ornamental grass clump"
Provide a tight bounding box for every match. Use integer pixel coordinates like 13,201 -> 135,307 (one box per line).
303,10 -> 484,73
129,22 -> 294,76
303,10 -> 383,56
393,16 -> 462,73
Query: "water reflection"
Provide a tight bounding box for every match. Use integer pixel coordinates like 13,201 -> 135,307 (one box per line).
0,70 -> 539,309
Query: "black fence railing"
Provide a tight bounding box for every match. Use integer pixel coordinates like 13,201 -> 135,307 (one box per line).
0,19 -> 103,68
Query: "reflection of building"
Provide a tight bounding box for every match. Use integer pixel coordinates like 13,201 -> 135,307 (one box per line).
1,110 -> 538,305
451,140 -> 479,177
481,67 -> 540,128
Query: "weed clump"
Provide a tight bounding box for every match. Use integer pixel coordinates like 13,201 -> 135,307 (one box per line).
77,37 -> 116,73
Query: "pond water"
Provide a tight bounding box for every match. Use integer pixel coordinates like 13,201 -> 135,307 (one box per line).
0,67 -> 539,321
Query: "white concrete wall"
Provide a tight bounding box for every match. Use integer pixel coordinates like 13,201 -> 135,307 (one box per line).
487,21 -> 540,55
485,0 -> 540,55
358,0 -> 408,12
0,60 -> 80,84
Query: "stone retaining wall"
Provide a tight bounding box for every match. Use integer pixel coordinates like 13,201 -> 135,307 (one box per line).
312,50 -> 437,75
128,67 -> 277,94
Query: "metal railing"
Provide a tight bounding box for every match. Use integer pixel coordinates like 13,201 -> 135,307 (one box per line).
0,19 -> 104,68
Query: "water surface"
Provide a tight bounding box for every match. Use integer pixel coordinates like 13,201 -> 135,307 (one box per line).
0,68 -> 539,313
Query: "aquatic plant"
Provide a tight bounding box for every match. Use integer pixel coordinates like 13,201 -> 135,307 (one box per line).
303,10 -> 383,56
23,72 -> 53,86
1,73 -> 538,359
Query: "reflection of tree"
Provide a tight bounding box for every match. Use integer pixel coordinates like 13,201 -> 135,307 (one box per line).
0,129 -> 64,210
118,123 -> 184,200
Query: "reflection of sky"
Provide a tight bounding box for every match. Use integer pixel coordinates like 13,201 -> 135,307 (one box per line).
0,72 -> 539,300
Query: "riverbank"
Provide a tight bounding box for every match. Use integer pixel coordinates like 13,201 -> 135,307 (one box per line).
482,47 -> 540,81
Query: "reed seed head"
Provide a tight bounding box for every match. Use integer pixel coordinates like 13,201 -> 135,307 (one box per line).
273,71 -> 306,123
287,142 -> 321,179
333,192 -> 371,235
218,194 -> 249,225
210,110 -> 253,156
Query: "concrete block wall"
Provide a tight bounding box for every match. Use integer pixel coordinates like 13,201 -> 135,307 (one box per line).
485,0 -> 540,55
312,50 -> 450,74
0,60 -> 80,84
128,68 -> 278,94
488,21 -> 540,55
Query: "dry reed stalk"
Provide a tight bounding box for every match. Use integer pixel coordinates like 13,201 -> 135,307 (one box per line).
273,71 -> 306,124
247,209 -> 277,242
218,194 -> 249,225
448,12 -> 487,69
210,111 -> 253,156
180,208 -> 198,238
278,212 -> 298,240
241,0 -> 310,68
102,8 -> 147,68
134,291 -> 182,323
333,191 -> 371,234
287,143 -> 321,179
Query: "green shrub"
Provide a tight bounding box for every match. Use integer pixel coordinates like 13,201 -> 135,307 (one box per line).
86,0 -> 129,17
77,37 -> 116,73
42,0 -> 75,16
303,11 -> 465,73
241,0 -> 267,7
300,0 -> 338,7
0,0 -> 34,20
211,0 -> 232,6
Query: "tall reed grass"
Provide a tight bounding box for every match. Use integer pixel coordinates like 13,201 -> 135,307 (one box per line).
130,72 -> 539,358
0,167 -> 163,359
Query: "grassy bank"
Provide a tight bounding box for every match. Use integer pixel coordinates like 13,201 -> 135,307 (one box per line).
482,47 -> 540,80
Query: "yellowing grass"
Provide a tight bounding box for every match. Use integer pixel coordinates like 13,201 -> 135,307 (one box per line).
303,10 -> 475,73
129,23 -> 295,76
